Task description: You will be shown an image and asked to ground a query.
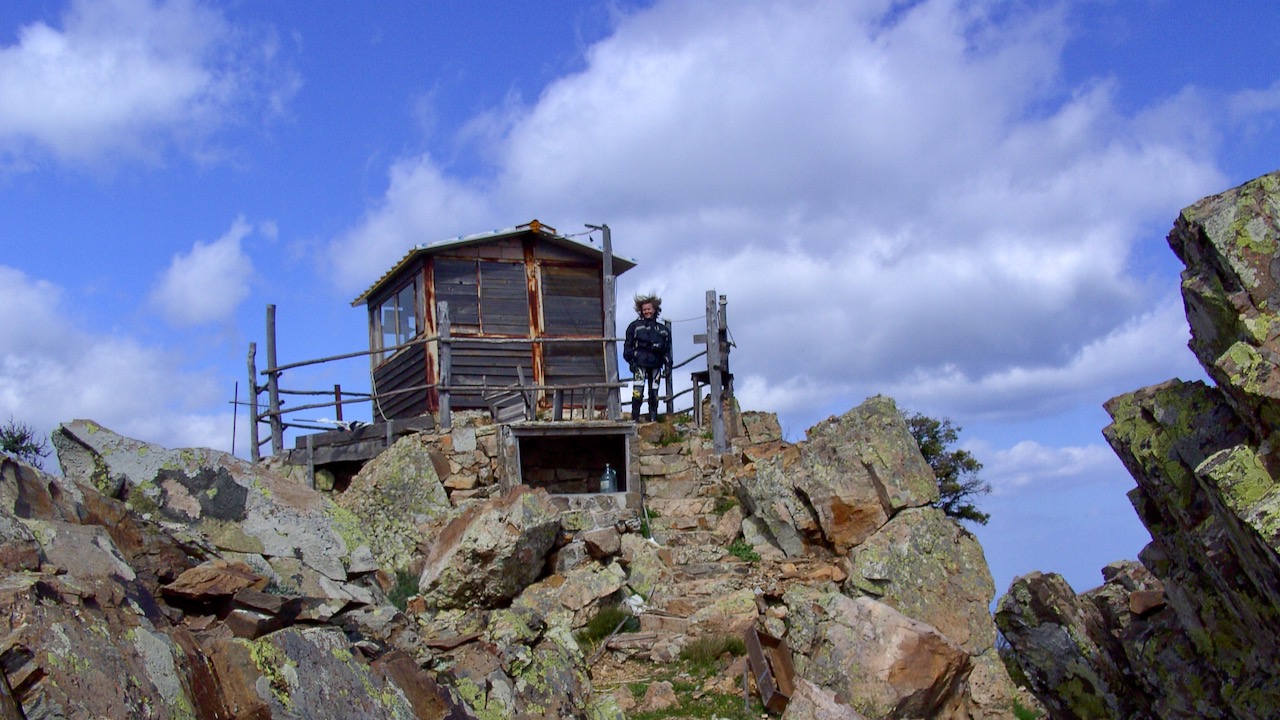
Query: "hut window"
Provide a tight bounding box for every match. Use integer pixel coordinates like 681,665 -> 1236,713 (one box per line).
435,259 -> 528,335
375,279 -> 418,361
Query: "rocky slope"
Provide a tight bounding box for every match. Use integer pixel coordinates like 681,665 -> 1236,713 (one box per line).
996,170 -> 1280,719
0,398 -> 1023,717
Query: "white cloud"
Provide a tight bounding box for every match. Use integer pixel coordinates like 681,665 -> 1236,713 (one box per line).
328,0 -> 1230,431
0,0 -> 293,168
327,155 -> 492,293
980,439 -> 1123,494
151,216 -> 256,327
0,266 -> 230,454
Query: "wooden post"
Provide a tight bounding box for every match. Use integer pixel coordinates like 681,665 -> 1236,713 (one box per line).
663,318 -> 674,417
596,224 -> 622,420
334,384 -> 344,422
305,434 -> 315,489
438,301 -> 452,430
247,342 -> 261,462
266,304 -> 284,456
719,294 -> 738,438
706,290 -> 727,454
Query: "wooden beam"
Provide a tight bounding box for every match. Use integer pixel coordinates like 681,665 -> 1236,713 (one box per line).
438,301 -> 452,431
706,290 -> 727,454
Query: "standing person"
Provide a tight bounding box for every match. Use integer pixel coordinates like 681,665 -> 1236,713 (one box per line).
623,294 -> 672,422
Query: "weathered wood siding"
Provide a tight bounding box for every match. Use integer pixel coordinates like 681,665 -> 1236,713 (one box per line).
372,341 -> 429,419
541,264 -> 605,398
450,339 -> 534,408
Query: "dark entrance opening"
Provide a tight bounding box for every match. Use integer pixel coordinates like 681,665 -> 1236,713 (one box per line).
516,427 -> 630,494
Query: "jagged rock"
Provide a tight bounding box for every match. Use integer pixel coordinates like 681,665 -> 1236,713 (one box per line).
996,571 -> 1142,719
797,396 -> 938,554
1,456 -> 200,588
551,539 -> 592,573
742,411 -> 785,444
581,526 -> 621,558
990,173 -> 1280,720
51,421 -> 374,599
0,567 -> 193,718
441,605 -> 606,719
619,531 -> 671,599
784,585 -> 971,719
842,506 -> 996,654
418,486 -> 560,609
637,680 -> 678,711
0,508 -> 40,572
685,587 -> 759,637
1169,171 -> 1280,450
737,453 -> 814,557
161,558 -> 266,600
782,678 -> 871,720
337,432 -> 453,572
201,625 -> 437,718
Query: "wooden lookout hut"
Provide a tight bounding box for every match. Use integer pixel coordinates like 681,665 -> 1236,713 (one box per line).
351,220 -> 636,422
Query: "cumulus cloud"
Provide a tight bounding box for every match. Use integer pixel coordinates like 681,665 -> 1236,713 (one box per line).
151,216 -> 257,327
0,266 -> 231,454
328,1 -> 1221,424
327,155 -> 493,293
980,438 -> 1124,494
0,0 -> 295,168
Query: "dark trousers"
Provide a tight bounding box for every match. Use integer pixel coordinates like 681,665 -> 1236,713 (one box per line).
631,367 -> 662,422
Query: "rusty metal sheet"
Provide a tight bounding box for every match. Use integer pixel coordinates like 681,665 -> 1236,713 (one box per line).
745,626 -> 795,714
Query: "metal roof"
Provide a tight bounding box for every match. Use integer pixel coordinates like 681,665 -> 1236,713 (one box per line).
350,220 -> 638,306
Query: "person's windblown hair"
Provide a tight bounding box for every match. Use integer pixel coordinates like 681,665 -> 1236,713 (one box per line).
633,294 -> 662,316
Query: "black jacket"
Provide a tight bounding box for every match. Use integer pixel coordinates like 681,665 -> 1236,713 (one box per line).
624,317 -> 671,370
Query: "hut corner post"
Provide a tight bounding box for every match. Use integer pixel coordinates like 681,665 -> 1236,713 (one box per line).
594,223 -> 623,421
438,301 -> 452,431
706,290 -> 728,454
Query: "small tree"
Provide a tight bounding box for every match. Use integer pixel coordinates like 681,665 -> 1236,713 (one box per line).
904,411 -> 990,525
0,418 -> 51,469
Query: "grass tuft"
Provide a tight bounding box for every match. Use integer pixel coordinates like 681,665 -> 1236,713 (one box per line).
575,603 -> 639,649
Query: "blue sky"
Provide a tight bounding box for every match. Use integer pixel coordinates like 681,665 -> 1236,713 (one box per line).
2,0 -> 1277,598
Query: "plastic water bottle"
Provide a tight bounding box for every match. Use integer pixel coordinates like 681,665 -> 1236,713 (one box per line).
600,464 -> 617,493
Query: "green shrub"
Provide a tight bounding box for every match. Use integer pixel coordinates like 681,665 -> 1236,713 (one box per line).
712,495 -> 738,515
388,568 -> 418,611
727,538 -> 760,563
1013,698 -> 1042,719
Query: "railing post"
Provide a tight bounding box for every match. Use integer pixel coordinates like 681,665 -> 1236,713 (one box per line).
663,319 -> 674,417
266,304 -> 284,456
438,301 -> 452,430
247,342 -> 261,462
706,290 -> 727,454
334,384 -> 344,423
594,223 -> 622,420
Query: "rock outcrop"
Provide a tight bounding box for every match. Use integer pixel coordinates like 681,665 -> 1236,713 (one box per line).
1,393 -> 1021,717
998,170 -> 1280,718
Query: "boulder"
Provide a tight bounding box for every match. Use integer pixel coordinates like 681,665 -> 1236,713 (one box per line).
418,485 -> 560,609
336,432 -> 453,572
842,507 -> 996,654
51,421 -> 373,599
736,453 -> 814,557
782,678 -> 871,720
784,586 -> 970,719
797,396 -> 938,554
